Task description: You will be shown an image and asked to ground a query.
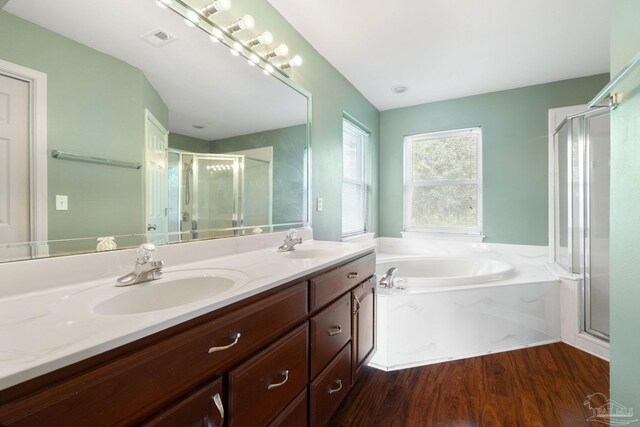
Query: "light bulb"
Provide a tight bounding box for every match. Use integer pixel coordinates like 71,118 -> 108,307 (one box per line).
289,55 -> 302,67
263,64 -> 274,75
210,35 -> 220,43
274,43 -> 289,56
156,0 -> 172,8
250,53 -> 260,64
230,48 -> 239,56
258,31 -> 274,45
239,15 -> 255,30
201,0 -> 231,17
213,0 -> 231,11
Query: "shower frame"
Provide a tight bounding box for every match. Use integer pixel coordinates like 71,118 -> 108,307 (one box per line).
552,106 -> 610,342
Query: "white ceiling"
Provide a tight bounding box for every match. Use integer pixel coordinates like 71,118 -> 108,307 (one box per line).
267,0 -> 610,111
4,0 -> 307,140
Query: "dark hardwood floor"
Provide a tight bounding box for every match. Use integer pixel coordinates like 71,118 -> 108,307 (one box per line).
330,343 -> 609,427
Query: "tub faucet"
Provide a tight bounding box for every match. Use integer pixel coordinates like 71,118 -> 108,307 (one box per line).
379,267 -> 398,288
116,243 -> 164,286
278,229 -> 303,252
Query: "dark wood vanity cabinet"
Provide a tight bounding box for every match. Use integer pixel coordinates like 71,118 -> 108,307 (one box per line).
0,251 -> 376,427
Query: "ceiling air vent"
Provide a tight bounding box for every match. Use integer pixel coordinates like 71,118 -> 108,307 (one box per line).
140,28 -> 176,48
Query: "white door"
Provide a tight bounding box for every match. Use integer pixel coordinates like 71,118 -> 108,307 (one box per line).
0,74 -> 30,250
145,109 -> 169,243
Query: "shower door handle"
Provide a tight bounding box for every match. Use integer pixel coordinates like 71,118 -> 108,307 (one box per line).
147,224 -> 157,231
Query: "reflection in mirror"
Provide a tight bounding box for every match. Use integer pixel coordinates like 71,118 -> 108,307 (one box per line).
0,0 -> 309,263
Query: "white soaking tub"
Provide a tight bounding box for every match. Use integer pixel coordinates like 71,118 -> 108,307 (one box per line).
371,255 -> 560,371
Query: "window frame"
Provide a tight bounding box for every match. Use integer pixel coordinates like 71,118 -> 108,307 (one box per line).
403,127 -> 483,236
342,117 -> 371,238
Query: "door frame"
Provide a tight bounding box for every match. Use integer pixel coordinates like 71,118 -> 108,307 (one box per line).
0,59 -> 48,248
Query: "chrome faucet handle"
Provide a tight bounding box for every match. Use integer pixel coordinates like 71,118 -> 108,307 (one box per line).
285,229 -> 297,241
136,243 -> 157,264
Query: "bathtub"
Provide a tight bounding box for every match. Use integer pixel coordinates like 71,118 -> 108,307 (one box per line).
376,257 -> 516,287
370,255 -> 560,371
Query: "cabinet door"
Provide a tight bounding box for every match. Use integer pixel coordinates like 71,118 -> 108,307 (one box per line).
142,378 -> 224,427
352,277 -> 376,382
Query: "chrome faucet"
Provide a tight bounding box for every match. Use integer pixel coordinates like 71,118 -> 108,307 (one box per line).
116,243 -> 164,286
278,229 -> 303,252
378,267 -> 398,288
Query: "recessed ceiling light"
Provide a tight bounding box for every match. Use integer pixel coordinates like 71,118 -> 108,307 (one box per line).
192,125 -> 205,129
392,85 -> 409,94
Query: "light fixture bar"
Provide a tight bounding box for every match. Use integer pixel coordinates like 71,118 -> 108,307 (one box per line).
161,0 -> 292,78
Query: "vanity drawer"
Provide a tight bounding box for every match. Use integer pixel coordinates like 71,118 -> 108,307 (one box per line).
228,324 -> 309,427
0,283 -> 308,426
269,388 -> 308,427
310,253 -> 375,311
310,293 -> 352,379
310,343 -> 352,427
142,378 -> 224,427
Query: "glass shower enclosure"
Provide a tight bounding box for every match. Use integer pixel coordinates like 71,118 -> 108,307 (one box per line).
553,107 -> 610,341
168,151 -> 272,242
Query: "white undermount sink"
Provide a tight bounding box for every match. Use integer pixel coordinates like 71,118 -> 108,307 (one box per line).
51,269 -> 248,316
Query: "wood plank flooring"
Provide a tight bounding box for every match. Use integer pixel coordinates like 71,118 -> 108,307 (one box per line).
330,343 -> 609,427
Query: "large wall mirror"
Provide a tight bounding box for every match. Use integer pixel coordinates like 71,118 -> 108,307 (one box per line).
0,0 -> 310,263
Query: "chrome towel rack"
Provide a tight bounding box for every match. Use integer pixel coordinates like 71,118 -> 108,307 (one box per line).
51,150 -> 142,169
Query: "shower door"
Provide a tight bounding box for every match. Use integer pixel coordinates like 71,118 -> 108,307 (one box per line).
553,107 -> 610,341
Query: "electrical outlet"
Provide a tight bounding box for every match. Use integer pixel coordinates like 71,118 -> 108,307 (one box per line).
56,195 -> 68,211
316,197 -> 323,212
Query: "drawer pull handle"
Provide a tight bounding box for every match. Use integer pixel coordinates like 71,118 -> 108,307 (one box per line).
328,325 -> 343,336
353,294 -> 361,315
267,370 -> 289,390
347,272 -> 359,279
211,393 -> 224,424
208,332 -> 241,354
328,379 -> 343,395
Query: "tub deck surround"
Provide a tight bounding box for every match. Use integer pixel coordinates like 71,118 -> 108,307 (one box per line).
371,237 -> 561,371
0,230 -> 374,391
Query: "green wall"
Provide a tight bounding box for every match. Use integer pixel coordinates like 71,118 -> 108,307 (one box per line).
235,0 -> 380,241
379,74 -> 609,245
169,133 -> 211,153
0,11 -> 168,241
610,0 -> 640,413
210,125 -> 307,224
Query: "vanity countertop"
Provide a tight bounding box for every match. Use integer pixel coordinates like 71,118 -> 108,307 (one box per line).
0,238 -> 374,391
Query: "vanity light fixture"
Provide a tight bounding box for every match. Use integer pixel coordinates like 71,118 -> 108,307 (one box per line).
248,53 -> 260,66
280,54 -> 302,70
230,41 -> 243,56
200,0 -> 231,17
264,43 -> 289,60
184,10 -> 200,27
157,1 -> 302,78
246,31 -> 273,47
263,64 -> 275,75
155,0 -> 173,9
227,15 -> 255,34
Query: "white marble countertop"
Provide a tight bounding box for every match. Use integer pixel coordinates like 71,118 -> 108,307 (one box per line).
0,237 -> 374,391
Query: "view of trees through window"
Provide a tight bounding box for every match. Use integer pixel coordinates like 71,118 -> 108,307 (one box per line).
405,129 -> 481,231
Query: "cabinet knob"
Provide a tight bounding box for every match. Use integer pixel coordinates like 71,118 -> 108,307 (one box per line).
347,272 -> 359,279
267,370 -> 289,390
353,295 -> 361,315
211,393 -> 224,425
328,379 -> 343,395
208,332 -> 241,354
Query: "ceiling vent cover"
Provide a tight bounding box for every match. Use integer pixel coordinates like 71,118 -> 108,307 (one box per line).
140,28 -> 176,47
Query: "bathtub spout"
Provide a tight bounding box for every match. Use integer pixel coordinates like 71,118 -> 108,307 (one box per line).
379,267 -> 398,288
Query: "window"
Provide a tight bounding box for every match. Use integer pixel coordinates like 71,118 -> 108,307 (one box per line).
342,118 -> 370,237
404,127 -> 482,236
